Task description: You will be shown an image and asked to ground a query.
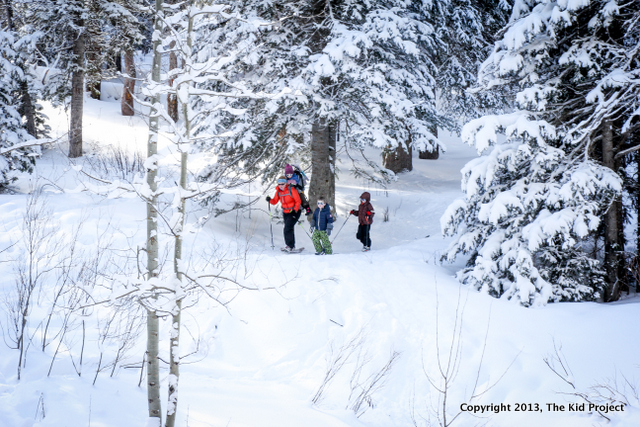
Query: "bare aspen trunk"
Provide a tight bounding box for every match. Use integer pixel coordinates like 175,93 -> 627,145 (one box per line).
166,146 -> 186,427
165,13 -> 193,426
69,29 -> 85,158
602,120 -> 622,301
167,49 -> 178,122
146,0 -> 163,422
122,49 -> 136,116
308,119 -> 336,213
166,0 -> 179,123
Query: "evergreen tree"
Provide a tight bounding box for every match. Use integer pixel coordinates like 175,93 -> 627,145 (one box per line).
24,0 -> 144,157
193,0 -> 444,205
431,0 -> 510,128
0,30 -> 38,190
442,0 -> 639,305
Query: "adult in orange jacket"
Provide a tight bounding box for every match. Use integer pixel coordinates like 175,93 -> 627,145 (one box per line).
266,176 -> 302,251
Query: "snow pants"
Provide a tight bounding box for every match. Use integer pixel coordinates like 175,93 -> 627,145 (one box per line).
283,209 -> 301,248
356,224 -> 371,248
312,230 -> 333,254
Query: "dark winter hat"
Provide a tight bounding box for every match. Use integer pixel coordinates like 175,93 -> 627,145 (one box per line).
284,164 -> 294,174
360,192 -> 371,202
277,176 -> 287,184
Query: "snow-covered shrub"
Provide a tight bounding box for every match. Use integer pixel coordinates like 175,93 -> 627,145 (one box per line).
442,114 -> 620,306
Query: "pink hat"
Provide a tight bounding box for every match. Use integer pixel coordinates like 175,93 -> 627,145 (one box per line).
284,164 -> 294,174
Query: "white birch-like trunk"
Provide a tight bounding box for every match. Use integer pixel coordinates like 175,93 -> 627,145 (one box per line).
69,26 -> 85,158
121,49 -> 136,116
165,9 -> 192,427
146,0 -> 163,421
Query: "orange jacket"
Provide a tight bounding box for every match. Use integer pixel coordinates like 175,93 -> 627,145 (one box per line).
270,184 -> 301,213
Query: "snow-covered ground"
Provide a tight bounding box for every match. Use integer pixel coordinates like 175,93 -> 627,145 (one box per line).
1,94 -> 639,427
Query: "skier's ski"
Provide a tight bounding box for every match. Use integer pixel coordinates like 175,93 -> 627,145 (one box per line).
281,247 -> 305,253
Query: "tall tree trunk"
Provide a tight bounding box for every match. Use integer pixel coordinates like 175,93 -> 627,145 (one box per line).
21,81 -> 37,138
602,120 -> 622,301
637,152 -> 640,292
166,0 -> 179,122
165,13 -> 192,427
122,49 -> 136,116
308,119 -> 336,213
166,144 -> 186,427
146,0 -> 163,422
69,29 -> 85,158
1,0 -> 13,30
167,49 -> 178,122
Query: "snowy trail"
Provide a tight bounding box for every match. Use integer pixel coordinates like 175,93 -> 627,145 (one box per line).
1,99 -> 640,427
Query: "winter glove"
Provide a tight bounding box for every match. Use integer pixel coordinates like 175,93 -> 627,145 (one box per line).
350,210 -> 356,215
266,196 -> 271,202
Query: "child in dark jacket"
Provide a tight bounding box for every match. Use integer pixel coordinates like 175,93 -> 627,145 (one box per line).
349,191 -> 374,251
312,197 -> 334,255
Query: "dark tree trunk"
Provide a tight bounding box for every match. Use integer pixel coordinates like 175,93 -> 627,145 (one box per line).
383,138 -> 413,173
166,0 -> 179,122
637,152 -> 640,292
167,49 -> 178,122
2,0 -> 14,31
21,81 -> 37,137
616,195 -> 627,294
69,30 -> 86,158
121,49 -> 136,116
602,120 -> 622,301
308,119 -> 336,214
115,51 -> 122,73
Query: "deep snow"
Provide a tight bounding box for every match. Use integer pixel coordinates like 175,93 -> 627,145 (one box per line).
0,93 -> 639,427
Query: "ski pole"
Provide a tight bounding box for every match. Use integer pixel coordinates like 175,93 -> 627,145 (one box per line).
298,220 -> 314,241
268,201 -> 275,249
330,213 -> 351,245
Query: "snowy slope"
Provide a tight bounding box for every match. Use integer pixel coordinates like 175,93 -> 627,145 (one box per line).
0,95 -> 639,427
